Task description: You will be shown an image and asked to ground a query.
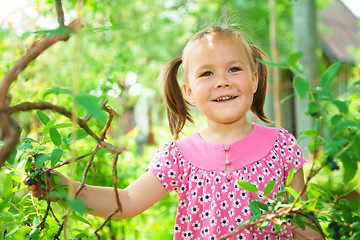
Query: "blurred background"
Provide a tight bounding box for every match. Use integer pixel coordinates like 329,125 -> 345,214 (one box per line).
0,0 -> 359,239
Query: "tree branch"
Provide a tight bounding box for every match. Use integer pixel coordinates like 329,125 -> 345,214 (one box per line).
0,19 -> 82,168
9,101 -> 126,154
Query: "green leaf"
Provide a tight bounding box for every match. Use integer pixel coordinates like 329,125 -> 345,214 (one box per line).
71,212 -> 92,226
254,201 -> 269,212
50,149 -> 63,167
36,111 -> 50,125
341,154 -> 358,184
29,228 -> 40,239
321,61 -> 341,88
350,92 -> 360,100
255,58 -> 289,69
74,95 -> 106,125
3,173 -> 13,198
342,204 -> 353,223
52,174 -> 60,186
311,86 -> 333,100
237,180 -> 258,193
301,129 -> 317,137
287,51 -> 302,66
17,143 -> 33,150
43,87 -> 72,98
276,191 -> 288,199
249,200 -> 262,216
332,99 -> 348,114
43,119 -> 56,134
353,135 -> 360,156
284,186 -> 298,198
330,115 -> 342,126
286,167 -> 295,186
54,123 -> 73,129
347,79 -> 360,90
21,137 -> 38,143
49,126 -> 62,146
280,93 -> 295,105
68,128 -> 89,140
293,62 -> 304,74
0,211 -> 16,221
67,198 -> 86,215
293,76 -> 309,99
264,180 -> 275,196
6,149 -> 17,165
35,153 -> 48,169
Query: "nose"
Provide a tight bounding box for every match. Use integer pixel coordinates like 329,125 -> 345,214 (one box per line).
215,75 -> 231,88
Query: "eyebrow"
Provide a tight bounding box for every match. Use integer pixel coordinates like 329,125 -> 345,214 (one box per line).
194,60 -> 245,72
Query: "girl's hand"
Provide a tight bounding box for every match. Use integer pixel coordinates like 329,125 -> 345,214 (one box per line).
24,162 -> 69,201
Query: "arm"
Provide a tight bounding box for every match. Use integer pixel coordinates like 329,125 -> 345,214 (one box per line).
74,171 -> 168,219
27,170 -> 168,219
290,167 -> 324,240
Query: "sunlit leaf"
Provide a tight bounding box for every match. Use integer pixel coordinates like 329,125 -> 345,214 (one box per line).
35,153 -> 48,169
264,180 -> 275,196
237,180 -> 258,193
321,61 -> 341,88
287,51 -> 302,66
293,76 -> 309,99
36,111 -> 50,125
74,95 -> 106,126
286,167 -> 296,186
67,198 -> 86,215
49,127 -> 62,146
50,149 -> 63,167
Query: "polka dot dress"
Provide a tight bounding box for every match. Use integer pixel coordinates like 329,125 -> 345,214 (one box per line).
147,123 -> 306,239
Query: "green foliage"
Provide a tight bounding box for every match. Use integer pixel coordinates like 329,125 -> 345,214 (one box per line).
244,55 -> 360,239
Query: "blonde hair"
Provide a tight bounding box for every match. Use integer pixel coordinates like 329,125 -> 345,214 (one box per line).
160,26 -> 271,139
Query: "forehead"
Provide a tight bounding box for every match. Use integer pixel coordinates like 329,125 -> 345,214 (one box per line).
183,34 -> 250,66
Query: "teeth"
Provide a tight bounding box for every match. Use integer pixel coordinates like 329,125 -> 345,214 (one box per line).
215,96 -> 234,101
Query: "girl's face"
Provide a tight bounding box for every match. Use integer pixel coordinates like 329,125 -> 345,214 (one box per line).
183,34 -> 258,127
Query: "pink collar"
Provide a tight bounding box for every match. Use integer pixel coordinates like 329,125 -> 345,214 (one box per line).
175,123 -> 280,171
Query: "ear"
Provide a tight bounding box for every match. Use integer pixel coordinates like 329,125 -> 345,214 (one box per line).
183,83 -> 196,103
251,71 -> 259,94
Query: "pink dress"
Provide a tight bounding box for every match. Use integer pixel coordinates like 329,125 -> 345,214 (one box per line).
147,123 -> 306,240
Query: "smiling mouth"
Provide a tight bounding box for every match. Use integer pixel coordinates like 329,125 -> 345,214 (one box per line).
213,96 -> 238,102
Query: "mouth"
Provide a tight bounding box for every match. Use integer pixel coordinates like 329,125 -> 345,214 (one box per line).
213,95 -> 238,102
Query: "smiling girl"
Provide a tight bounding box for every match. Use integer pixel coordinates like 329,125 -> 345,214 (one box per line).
27,26 -> 324,240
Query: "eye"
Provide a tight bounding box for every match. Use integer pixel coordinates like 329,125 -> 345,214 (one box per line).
229,67 -> 241,73
200,71 -> 213,77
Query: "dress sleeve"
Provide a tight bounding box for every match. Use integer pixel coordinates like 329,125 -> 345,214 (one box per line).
146,141 -> 182,192
278,129 -> 307,177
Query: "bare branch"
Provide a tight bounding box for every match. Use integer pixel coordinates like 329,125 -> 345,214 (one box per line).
55,0 -> 65,27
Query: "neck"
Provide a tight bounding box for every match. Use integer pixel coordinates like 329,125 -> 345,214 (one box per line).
200,119 -> 253,144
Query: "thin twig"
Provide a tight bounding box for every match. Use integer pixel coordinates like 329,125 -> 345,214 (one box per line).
94,154 -> 122,238
55,0 -> 65,27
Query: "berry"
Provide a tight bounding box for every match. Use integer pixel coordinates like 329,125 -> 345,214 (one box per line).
29,170 -> 35,174
47,172 -> 52,177
26,177 -> 36,185
309,112 -> 318,117
38,196 -> 43,201
330,161 -> 339,170
332,231 -> 341,239
326,156 -> 334,162
306,212 -> 315,222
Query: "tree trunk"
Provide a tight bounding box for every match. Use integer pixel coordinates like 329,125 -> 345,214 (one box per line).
292,0 -> 319,140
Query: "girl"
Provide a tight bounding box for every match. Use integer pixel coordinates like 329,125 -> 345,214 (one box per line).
27,26 -> 324,239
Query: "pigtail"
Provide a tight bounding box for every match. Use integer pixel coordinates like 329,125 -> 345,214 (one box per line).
159,57 -> 194,140
250,45 -> 272,124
